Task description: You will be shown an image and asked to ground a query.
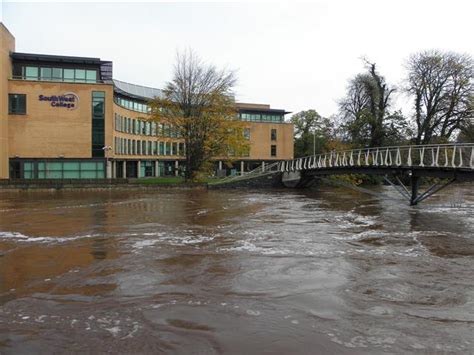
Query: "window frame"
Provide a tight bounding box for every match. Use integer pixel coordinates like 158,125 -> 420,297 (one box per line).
8,93 -> 27,115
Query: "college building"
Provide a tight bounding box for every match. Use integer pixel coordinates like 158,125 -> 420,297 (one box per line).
0,23 -> 294,180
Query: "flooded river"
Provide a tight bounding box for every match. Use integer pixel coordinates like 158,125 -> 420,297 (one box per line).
0,185 -> 473,354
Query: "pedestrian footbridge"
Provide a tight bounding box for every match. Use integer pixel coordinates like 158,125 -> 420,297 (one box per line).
214,143 -> 474,205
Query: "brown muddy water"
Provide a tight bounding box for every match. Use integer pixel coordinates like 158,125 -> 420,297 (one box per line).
0,185 -> 473,354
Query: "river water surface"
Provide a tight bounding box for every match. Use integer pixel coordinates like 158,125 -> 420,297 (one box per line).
0,185 -> 473,354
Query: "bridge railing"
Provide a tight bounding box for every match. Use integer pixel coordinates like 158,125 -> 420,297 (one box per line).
279,143 -> 474,172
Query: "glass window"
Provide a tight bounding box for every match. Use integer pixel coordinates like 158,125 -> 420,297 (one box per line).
25,66 -> 38,80
271,145 -> 277,157
80,170 -> 97,178
81,162 -> 97,170
40,67 -> 52,81
64,69 -> 75,82
159,142 -> 165,155
64,162 -> 80,170
8,94 -> 27,114
243,128 -> 250,140
75,69 -> 86,82
271,129 -> 277,141
52,68 -> 62,80
172,142 -> 177,155
93,101 -> 104,116
86,70 -> 97,82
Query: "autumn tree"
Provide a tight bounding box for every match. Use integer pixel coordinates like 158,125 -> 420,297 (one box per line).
405,50 -> 474,144
339,61 -> 408,147
148,50 -> 248,181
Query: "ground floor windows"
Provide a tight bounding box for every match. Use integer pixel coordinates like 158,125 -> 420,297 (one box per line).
8,94 -> 27,114
10,160 -> 105,179
140,161 -> 155,177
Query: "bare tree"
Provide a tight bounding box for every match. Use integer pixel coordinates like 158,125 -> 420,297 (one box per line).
339,61 -> 397,147
149,50 -> 247,181
405,50 -> 474,144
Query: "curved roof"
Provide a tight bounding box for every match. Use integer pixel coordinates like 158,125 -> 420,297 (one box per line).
113,79 -> 162,101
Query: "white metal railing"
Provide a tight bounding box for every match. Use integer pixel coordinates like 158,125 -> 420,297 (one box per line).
278,143 -> 474,173
212,161 -> 280,185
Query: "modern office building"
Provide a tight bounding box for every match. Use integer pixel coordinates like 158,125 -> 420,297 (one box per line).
0,23 -> 294,179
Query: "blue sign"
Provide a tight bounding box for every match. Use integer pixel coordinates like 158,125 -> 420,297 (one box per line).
38,92 -> 79,110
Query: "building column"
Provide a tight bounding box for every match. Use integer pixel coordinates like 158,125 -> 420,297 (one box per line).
112,161 -> 116,178
106,160 -> 112,179
240,161 -> 244,175
122,160 -> 127,178
262,161 -> 266,172
137,160 -> 141,178
218,160 -> 223,170
175,160 -> 179,176
155,160 -> 159,177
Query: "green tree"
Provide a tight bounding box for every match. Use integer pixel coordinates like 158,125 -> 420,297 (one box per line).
290,110 -> 333,157
148,50 -> 248,181
339,61 -> 408,147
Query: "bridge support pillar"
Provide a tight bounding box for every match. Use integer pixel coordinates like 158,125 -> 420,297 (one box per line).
410,175 -> 420,206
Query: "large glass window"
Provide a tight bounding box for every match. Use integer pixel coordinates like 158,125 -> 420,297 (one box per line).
92,91 -> 105,157
52,68 -> 63,80
75,69 -> 86,83
40,67 -> 52,81
113,96 -> 150,113
240,112 -> 283,123
86,70 -> 97,82
17,160 -> 105,179
19,66 -> 97,83
8,94 -> 27,114
25,66 -> 38,80
64,69 -> 75,82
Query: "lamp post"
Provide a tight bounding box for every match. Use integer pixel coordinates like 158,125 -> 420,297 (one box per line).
313,128 -> 316,156
102,146 -> 112,179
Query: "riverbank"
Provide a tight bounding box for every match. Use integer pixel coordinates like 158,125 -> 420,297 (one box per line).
0,178 -> 208,192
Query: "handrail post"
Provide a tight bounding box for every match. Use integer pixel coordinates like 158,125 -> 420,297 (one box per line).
451,146 -> 456,168
471,147 -> 474,169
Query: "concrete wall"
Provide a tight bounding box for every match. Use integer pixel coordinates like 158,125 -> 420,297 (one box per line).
8,80 -> 113,158
0,23 -> 15,178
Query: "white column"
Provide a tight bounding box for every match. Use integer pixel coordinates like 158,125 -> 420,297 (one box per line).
106,160 -> 112,179
262,161 -> 266,172
218,160 -> 223,170
112,161 -> 116,178
240,161 -> 244,175
137,160 -> 141,178
175,160 -> 179,176
122,161 -> 127,178
155,160 -> 159,177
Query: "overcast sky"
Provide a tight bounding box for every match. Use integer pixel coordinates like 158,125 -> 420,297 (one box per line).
2,1 -> 473,117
